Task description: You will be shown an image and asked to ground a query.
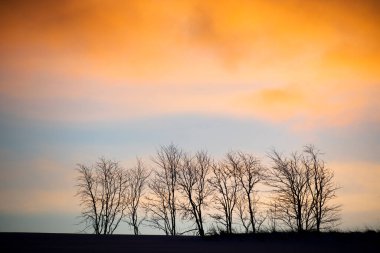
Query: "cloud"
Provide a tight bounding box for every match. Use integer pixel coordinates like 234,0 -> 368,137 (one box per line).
0,0 -> 379,128
235,82 -> 380,129
1,0 -> 379,79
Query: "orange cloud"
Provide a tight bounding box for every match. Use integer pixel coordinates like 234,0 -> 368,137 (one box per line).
235,82 -> 379,129
1,0 -> 379,80
0,0 -> 379,127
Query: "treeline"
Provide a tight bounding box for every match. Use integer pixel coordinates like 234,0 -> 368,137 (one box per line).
76,144 -> 340,235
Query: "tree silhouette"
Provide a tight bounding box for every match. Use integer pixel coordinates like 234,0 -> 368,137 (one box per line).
228,151 -> 266,233
267,146 -> 340,232
126,158 -> 150,235
178,151 -> 213,236
303,145 -> 341,231
145,144 -> 182,235
76,157 -> 128,234
267,150 -> 315,232
209,158 -> 239,234
75,144 -> 340,235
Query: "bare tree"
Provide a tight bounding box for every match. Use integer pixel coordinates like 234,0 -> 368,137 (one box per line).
145,144 -> 182,235
209,158 -> 239,234
267,146 -> 340,232
236,193 -> 266,233
267,150 -> 314,232
228,151 -> 266,233
76,157 -> 129,234
303,145 -> 341,231
126,158 -> 150,235
178,151 -> 213,236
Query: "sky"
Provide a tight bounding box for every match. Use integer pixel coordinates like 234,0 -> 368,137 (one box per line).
0,0 -> 379,233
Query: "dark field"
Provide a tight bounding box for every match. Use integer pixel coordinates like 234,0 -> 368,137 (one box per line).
0,232 -> 379,253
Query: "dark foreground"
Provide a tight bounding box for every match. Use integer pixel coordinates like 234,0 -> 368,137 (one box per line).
0,232 -> 379,253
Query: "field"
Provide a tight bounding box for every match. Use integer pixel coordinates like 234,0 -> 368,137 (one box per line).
0,232 -> 379,253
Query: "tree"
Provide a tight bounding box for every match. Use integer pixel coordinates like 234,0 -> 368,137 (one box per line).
228,151 -> 266,233
209,158 -> 239,234
126,158 -> 150,235
267,146 -> 340,232
267,150 -> 314,232
145,144 -> 183,235
178,151 -> 213,236
303,145 -> 341,231
76,157 -> 129,234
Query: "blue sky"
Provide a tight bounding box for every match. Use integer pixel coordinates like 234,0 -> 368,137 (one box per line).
1,112 -> 379,233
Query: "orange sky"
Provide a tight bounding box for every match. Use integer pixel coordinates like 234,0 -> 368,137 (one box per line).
0,0 -> 379,232
1,0 -> 379,127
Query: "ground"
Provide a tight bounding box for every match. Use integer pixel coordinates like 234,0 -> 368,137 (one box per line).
0,232 -> 379,252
